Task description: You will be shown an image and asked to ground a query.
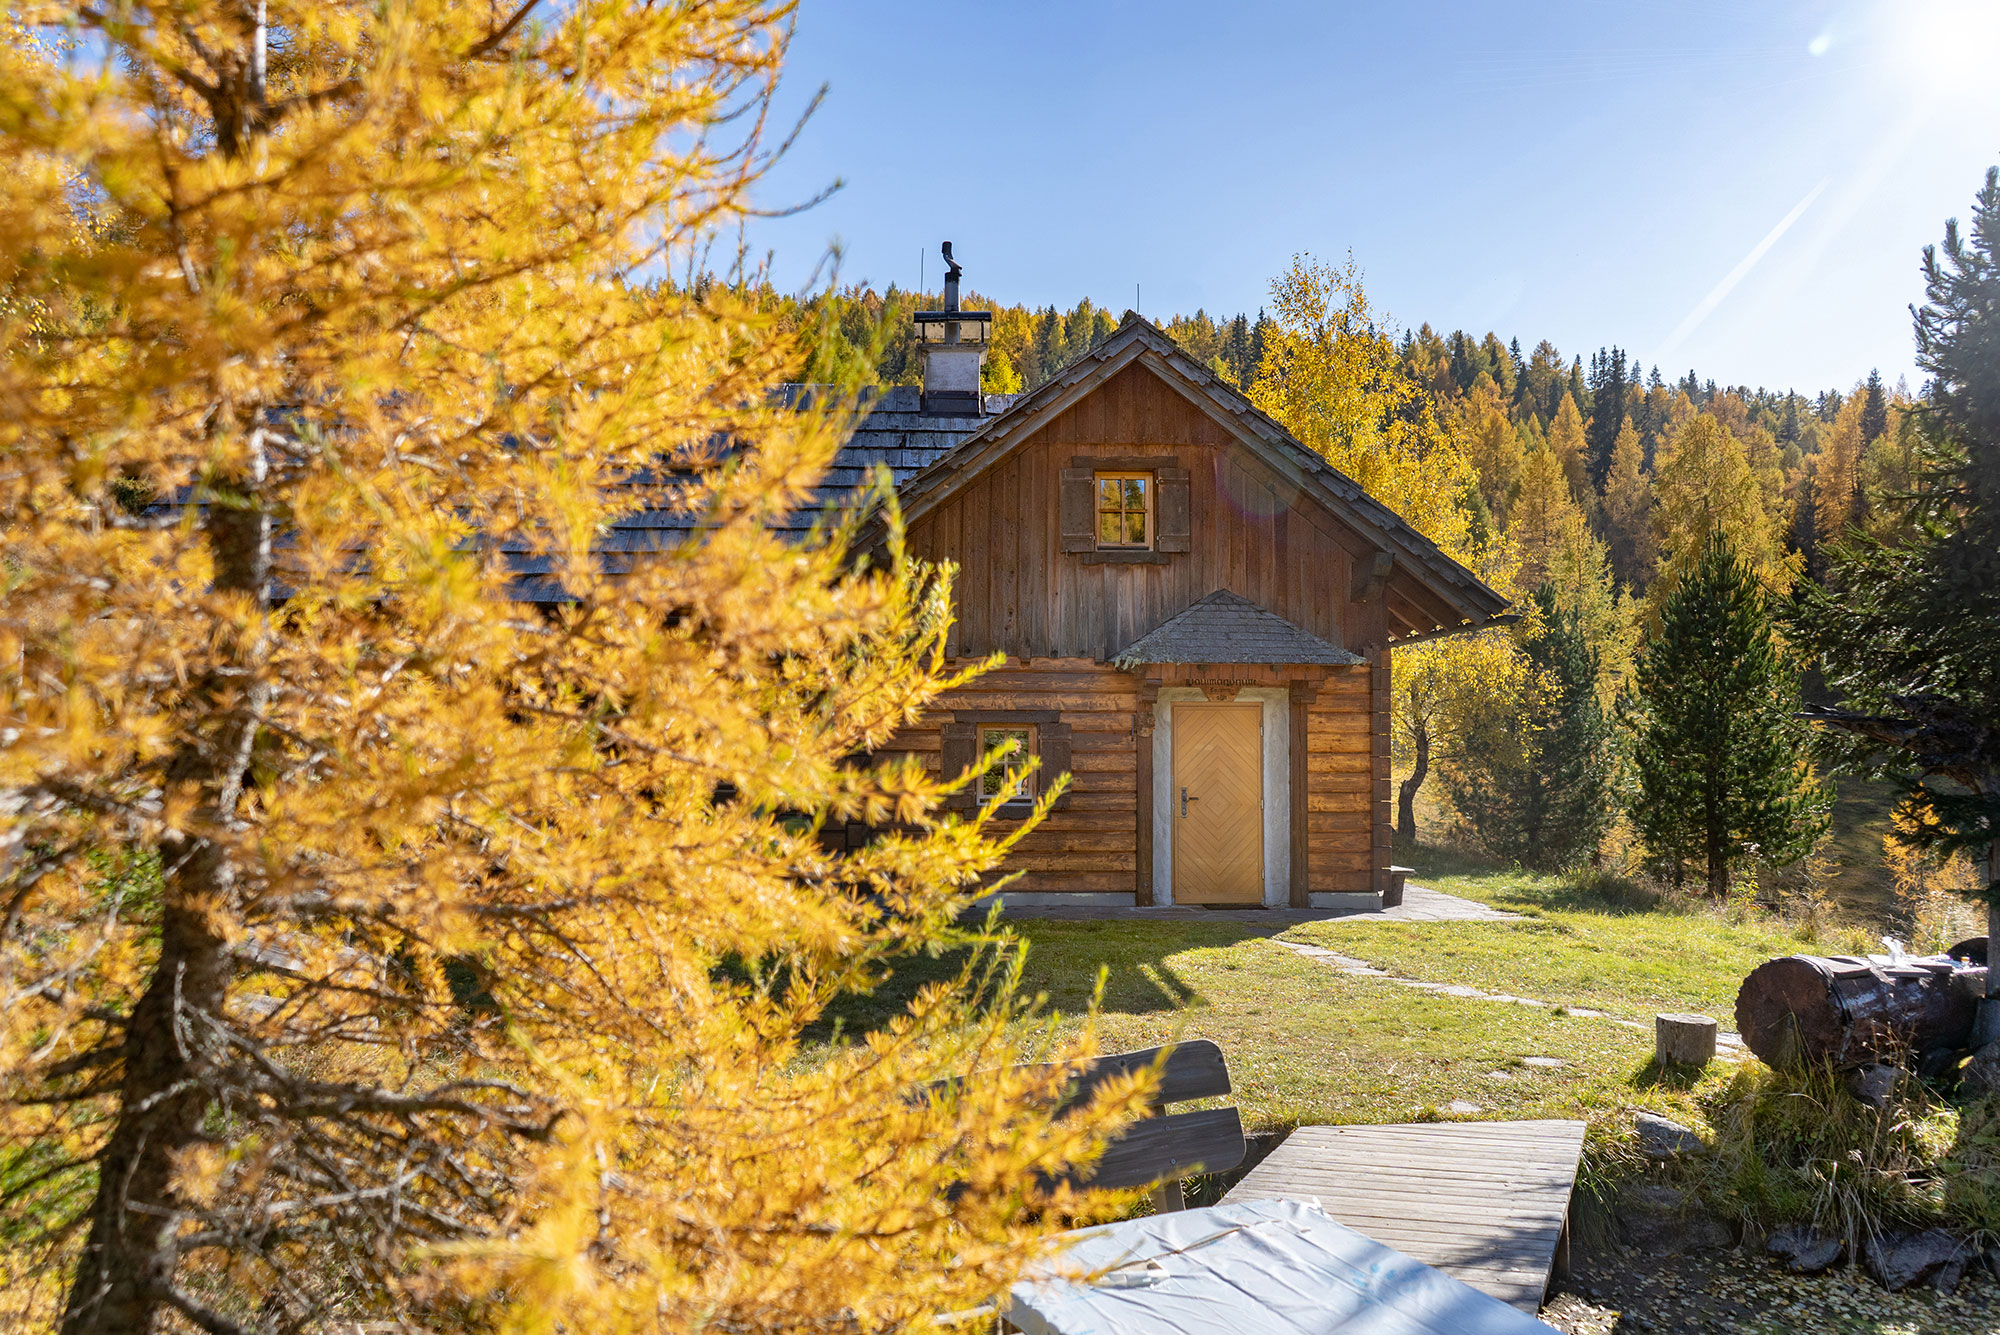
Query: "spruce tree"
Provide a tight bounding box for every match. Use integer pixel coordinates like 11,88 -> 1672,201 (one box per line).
1445,586 -> 1618,871
1585,346 -> 1629,489
1248,307 -> 1272,383
1629,536 -> 1829,895
1860,367 -> 1890,444
1224,313 -> 1252,387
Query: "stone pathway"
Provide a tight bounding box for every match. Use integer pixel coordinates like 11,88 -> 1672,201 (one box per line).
1272,937 -> 1747,1056
991,883 -> 1519,924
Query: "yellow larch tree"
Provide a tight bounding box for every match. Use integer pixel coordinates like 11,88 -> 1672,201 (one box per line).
0,5 -> 1145,1333
1249,254 -> 1476,557
1813,390 -> 1867,546
1246,255 -> 1518,843
1546,393 -> 1593,511
1506,435 -> 1596,595
1459,374 -> 1523,529
1652,412 -> 1801,598
1600,419 -> 1657,591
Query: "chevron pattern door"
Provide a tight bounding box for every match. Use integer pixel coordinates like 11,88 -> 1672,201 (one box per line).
1171,703 -> 1264,904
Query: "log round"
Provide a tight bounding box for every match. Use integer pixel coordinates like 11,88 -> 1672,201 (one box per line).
1735,954 -> 1988,1071
1656,1013 -> 1718,1067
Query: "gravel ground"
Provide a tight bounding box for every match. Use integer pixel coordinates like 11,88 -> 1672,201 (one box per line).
1542,1251 -> 2000,1334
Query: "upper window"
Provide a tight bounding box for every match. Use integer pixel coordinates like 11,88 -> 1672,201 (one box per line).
977,724 -> 1036,809
1095,472 -> 1152,549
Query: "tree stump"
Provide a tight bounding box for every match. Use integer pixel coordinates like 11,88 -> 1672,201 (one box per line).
1656,1013 -> 1717,1067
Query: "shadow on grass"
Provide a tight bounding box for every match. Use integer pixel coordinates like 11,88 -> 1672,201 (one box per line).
1630,1057 -> 1708,1093
806,917 -> 1286,1045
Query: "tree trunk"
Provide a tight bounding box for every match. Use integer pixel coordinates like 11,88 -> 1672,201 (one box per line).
1705,780 -> 1728,898
1396,702 -> 1427,845
1735,953 -> 1987,1071
62,439 -> 270,1335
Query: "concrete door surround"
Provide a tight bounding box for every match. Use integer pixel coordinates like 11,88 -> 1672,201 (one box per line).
1152,685 -> 1290,907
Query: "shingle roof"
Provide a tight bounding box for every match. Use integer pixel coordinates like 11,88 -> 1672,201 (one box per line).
508,386 -> 1015,601
1111,590 -> 1363,669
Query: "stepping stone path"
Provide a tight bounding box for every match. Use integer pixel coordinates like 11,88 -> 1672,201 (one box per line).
1273,938 -> 1748,1054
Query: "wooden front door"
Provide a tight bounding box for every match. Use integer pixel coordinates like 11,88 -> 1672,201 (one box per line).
1172,702 -> 1264,905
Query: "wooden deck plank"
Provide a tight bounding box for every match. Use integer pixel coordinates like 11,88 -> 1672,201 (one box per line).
1222,1120 -> 1585,1314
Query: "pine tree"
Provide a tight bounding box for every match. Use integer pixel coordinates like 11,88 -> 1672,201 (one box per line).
1796,164 -> 2000,989
1860,368 -> 1890,444
1031,305 -> 1064,384
1628,538 -> 1829,895
1223,313 -> 1252,387
1248,307 -> 1273,383
1444,586 -> 1618,870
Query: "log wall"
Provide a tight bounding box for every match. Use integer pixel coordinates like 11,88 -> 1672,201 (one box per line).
889,658 -> 1142,896
884,658 -> 1381,899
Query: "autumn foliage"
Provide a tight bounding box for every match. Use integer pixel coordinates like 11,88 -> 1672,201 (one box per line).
0,4 -> 1144,1332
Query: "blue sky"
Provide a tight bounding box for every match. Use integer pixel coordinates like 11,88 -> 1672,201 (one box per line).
746,0 -> 2000,395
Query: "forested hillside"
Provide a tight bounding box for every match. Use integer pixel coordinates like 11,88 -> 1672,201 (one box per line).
788,283 -> 1908,593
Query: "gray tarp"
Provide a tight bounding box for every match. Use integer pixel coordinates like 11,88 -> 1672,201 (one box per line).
1004,1199 -> 1557,1335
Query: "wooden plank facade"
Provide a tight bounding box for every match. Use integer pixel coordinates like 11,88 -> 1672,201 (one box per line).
862,315 -> 1507,908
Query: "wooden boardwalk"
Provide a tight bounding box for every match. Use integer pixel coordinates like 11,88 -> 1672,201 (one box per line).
1222,1119 -> 1586,1313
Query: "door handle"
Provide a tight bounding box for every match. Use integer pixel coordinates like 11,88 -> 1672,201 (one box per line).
1180,786 -> 1199,818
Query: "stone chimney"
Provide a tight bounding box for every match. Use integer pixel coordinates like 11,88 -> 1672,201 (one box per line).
916,241 -> 990,415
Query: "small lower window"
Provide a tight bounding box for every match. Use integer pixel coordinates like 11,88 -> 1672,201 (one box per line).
978,724 -> 1037,809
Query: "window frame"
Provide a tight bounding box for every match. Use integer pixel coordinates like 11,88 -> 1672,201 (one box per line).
1093,471 -> 1155,551
976,723 -> 1038,812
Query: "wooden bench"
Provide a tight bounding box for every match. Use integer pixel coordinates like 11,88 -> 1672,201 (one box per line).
1039,1039 -> 1245,1209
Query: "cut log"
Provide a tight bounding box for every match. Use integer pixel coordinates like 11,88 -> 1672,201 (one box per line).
1735,953 -> 1988,1071
1655,1013 -> 1717,1067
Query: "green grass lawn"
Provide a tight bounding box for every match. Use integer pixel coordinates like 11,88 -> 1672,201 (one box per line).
1014,924 -> 1696,1135
1286,857 -> 1880,1023
820,860 -> 1812,1140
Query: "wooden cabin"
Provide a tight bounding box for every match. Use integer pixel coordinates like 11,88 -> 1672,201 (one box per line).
822,276 -> 1507,910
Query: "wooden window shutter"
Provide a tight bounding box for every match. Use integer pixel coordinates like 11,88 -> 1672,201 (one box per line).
1060,468 -> 1096,552
1039,721 -> 1073,810
1155,466 -> 1192,552
941,721 -> 978,811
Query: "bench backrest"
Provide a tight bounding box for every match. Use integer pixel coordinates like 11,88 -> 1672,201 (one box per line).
1050,1039 -> 1245,1194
